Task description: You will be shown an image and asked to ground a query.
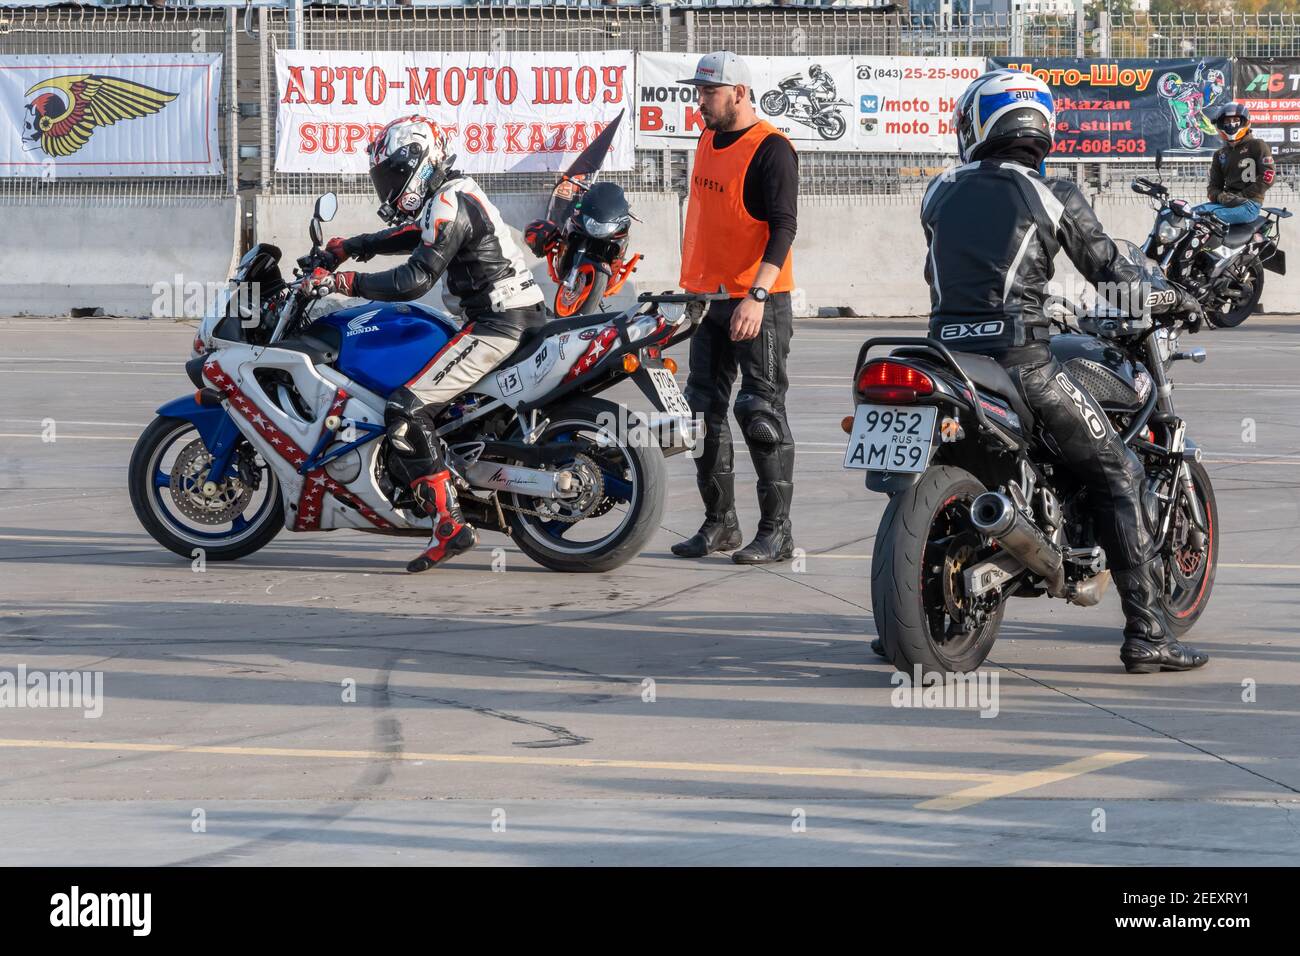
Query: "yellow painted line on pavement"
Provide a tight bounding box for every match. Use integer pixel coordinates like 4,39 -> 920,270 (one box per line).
0,737 -> 1000,784
915,751 -> 1146,812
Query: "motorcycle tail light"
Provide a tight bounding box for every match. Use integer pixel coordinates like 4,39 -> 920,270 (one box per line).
856,360 -> 934,402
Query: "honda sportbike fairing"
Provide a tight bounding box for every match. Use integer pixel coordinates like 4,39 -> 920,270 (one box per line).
759,73 -> 850,141
129,193 -> 719,573
1132,173 -> 1290,329
843,245 -> 1218,675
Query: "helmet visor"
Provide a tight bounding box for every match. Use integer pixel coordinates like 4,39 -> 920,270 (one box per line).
369,144 -> 420,206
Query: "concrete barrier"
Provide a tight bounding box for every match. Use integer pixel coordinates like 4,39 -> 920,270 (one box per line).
254,189 -> 683,318
0,198 -> 241,318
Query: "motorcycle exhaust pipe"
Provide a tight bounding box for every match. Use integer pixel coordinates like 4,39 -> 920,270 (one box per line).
970,492 -> 1066,596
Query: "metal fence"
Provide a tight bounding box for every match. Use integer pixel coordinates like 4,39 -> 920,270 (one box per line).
3,6 -> 1300,207
0,5 -> 239,203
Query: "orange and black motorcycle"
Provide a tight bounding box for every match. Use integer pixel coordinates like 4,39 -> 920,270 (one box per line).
527,110 -> 641,317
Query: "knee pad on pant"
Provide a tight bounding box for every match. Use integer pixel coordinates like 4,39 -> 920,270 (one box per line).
384,387 -> 438,476
734,391 -> 786,445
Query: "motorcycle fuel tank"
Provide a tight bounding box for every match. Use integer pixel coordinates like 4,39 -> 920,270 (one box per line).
1050,333 -> 1149,412
311,301 -> 459,398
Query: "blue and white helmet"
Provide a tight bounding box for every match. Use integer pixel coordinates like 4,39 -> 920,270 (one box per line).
953,69 -> 1055,164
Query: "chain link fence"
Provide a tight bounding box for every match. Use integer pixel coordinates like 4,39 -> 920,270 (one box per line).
3,6 -> 1300,205
0,5 -> 237,204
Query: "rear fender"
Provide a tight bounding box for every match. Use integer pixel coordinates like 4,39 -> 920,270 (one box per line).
156,394 -> 242,482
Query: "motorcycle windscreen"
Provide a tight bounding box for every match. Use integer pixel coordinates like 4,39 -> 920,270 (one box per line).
545,109 -> 625,224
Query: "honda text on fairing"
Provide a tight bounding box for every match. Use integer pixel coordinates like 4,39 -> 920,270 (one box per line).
844,243 -> 1217,675
128,192 -> 720,573
1133,156 -> 1290,328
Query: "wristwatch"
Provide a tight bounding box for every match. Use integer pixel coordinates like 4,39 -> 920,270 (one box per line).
747,287 -> 769,303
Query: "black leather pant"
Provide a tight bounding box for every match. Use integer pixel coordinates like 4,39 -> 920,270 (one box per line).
1006,356 -> 1153,572
683,293 -> 796,510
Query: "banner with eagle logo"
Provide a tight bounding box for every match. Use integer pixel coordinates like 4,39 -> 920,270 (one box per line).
0,53 -> 223,177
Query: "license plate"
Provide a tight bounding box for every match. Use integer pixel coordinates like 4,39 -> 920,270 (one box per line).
647,365 -> 693,417
843,405 -> 937,473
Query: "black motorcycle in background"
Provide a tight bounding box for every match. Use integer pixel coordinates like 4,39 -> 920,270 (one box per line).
845,242 -> 1217,675
531,109 -> 642,317
1133,155 -> 1290,328
760,72 -> 849,142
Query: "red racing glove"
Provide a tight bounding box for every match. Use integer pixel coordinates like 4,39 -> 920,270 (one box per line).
321,236 -> 350,270
524,219 -> 559,257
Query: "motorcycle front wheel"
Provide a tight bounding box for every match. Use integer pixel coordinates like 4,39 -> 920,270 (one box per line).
128,415 -> 284,561
870,465 -> 1006,676
1160,460 -> 1218,636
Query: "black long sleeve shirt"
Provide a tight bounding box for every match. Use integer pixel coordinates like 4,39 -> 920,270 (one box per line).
709,124 -> 799,268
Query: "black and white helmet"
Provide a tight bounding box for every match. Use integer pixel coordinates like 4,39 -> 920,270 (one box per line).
366,115 -> 455,225
953,69 -> 1056,164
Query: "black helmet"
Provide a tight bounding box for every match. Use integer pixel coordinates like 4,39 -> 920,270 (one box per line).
366,115 -> 454,225
1214,102 -> 1251,143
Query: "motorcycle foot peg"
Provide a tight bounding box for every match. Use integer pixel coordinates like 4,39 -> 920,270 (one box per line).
324,415 -> 342,431
1066,570 -> 1112,607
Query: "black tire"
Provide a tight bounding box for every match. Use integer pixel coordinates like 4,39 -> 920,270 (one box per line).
816,112 -> 848,141
760,90 -> 788,116
1208,259 -> 1263,328
870,466 -> 1005,675
504,396 -> 665,573
1160,460 -> 1218,637
129,415 -> 283,562
554,259 -> 610,317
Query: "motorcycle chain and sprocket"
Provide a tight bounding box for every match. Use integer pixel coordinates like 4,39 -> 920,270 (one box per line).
499,452 -> 606,523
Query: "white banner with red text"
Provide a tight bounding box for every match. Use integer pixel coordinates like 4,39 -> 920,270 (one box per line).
274,50 -> 635,174
635,53 -> 984,153
0,53 -> 223,177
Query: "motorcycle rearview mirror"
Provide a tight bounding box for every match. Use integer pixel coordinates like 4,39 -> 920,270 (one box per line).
315,192 -> 338,223
1154,149 -> 1164,180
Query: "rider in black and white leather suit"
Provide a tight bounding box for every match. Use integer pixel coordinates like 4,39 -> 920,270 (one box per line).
308,115 -> 546,573
916,70 -> 1209,673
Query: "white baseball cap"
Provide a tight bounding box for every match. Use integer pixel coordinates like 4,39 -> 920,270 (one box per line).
679,50 -> 753,89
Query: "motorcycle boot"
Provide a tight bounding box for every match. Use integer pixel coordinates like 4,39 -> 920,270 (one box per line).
1115,558 -> 1209,673
671,470 -> 742,558
385,388 -> 477,572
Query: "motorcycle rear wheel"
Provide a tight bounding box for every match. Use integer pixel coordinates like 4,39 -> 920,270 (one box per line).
870,465 -> 1005,676
1207,259 -> 1263,328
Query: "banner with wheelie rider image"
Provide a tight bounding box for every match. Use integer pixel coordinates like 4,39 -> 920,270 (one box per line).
992,57 -> 1233,160
1235,58 -> 1300,160
636,52 -> 982,152
636,52 -> 856,150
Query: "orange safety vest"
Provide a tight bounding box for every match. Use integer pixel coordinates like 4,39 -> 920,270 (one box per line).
680,120 -> 795,297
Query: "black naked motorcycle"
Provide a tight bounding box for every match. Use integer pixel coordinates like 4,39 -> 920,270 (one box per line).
1133,155 -> 1290,328
845,243 -> 1217,675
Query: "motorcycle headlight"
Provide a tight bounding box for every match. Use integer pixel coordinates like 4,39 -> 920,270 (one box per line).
1158,219 -> 1184,244
581,215 -> 620,239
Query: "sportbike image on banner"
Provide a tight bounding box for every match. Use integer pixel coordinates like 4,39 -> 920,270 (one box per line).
992,57 -> 1234,160
273,50 -> 634,175
1235,58 -> 1300,160
636,53 -> 982,153
0,53 -> 224,177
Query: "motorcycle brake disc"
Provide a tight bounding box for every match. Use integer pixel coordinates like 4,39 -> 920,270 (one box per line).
170,439 -> 254,525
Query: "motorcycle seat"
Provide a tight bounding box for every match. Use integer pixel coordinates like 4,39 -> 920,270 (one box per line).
947,351 -> 1037,431
1223,218 -> 1265,246
501,311 -> 612,368
893,346 -> 1035,432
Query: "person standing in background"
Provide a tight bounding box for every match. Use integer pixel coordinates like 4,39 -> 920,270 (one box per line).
672,51 -> 799,565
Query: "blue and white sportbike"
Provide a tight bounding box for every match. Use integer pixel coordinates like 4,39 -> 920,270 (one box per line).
129,193 -> 718,572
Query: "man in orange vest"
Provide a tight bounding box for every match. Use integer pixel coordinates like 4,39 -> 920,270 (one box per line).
673,51 -> 799,565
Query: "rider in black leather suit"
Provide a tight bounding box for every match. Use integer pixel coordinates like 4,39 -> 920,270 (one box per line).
913,70 -> 1209,673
